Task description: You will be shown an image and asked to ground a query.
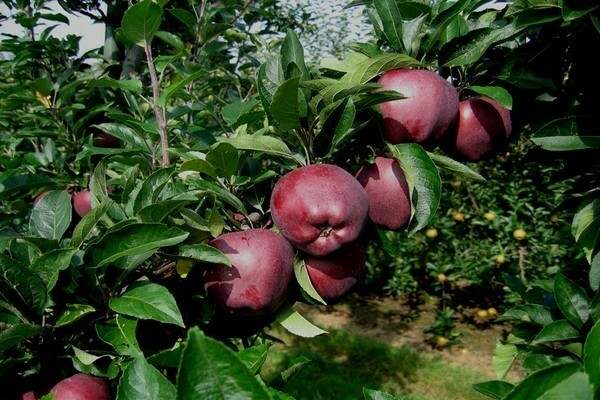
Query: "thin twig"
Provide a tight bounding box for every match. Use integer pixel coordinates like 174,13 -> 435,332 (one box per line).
144,41 -> 170,167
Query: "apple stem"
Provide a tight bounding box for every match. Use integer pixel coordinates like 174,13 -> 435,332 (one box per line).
144,40 -> 170,167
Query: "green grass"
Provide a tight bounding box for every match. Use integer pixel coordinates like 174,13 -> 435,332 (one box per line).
261,329 -> 490,400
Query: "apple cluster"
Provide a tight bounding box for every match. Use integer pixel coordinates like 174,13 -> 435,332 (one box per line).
199,68 -> 512,323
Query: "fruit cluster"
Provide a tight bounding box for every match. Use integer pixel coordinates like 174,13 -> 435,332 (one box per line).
199,68 -> 512,320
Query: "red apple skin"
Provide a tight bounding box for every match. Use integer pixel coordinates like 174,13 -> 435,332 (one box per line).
72,190 -> 92,218
441,96 -> 512,162
21,391 -> 36,400
304,241 -> 366,301
47,373 -> 111,400
378,69 -> 459,147
355,157 -> 411,231
270,164 -> 370,256
33,191 -> 50,205
93,130 -> 120,149
202,229 -> 295,315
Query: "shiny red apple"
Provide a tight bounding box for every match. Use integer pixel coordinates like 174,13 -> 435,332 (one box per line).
72,190 -> 92,217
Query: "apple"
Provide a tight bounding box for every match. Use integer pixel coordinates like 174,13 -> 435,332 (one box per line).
33,191 -> 51,205
92,129 -> 120,149
270,163 -> 369,256
46,373 -> 111,400
378,69 -> 459,147
72,190 -> 92,218
355,156 -> 411,231
21,392 -> 36,400
303,240 -> 366,301
441,96 -> 512,161
202,228 -> 295,315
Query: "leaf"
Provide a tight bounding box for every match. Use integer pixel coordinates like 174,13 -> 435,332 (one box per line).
590,252 -> 600,291
220,136 -> 296,161
503,363 -> 593,400
30,249 -> 77,291
532,320 -> 581,344
427,151 -> 485,182
92,223 -> 189,268
275,304 -> 328,338
206,143 -> 240,179
188,179 -> 247,215
472,380 -> 515,400
314,98 -> 356,158
0,323 -> 42,352
492,340 -> 519,379
468,86 -> 513,110
238,344 -> 269,374
0,174 -> 52,200
132,167 -> 176,214
572,197 -> 600,263
117,355 -> 177,400
440,26 -> 512,68
374,0 -> 404,53
199,23 -> 232,44
155,31 -> 185,51
29,190 -> 72,241
121,0 -> 163,46
498,304 -> 554,326
54,304 -> 96,327
340,53 -> 422,84
158,70 -> 205,108
363,387 -> 402,400
137,197 -> 196,223
109,281 -> 185,328
178,243 -> 231,266
257,54 -> 285,112
554,273 -> 591,329
93,123 -> 148,149
87,77 -> 143,93
293,258 -> 326,305
96,315 -> 141,357
221,99 -> 261,127
176,327 -> 271,400
71,200 -> 114,248
0,254 -> 47,317
532,117 -> 600,151
389,143 -> 441,235
269,77 -> 301,130
584,320 -> 600,390
421,0 -> 476,54
281,29 -> 309,81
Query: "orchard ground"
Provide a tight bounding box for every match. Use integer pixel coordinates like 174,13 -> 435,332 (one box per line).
263,293 -> 523,399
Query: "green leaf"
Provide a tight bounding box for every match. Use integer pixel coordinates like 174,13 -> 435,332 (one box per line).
590,252 -> 600,291
374,0 -> 404,53
117,355 -> 177,400
188,179 -> 247,215
0,174 -> 52,200
498,304 -> 554,326
269,77 -> 301,131
158,70 -> 205,108
589,291 -> 600,323
180,159 -> 218,178
584,320 -> 600,390
176,327 -> 271,400
206,143 -> 240,179
92,223 -> 189,268
573,197 -> 600,263
87,77 -> 143,93
238,344 -> 269,374
71,200 -> 114,248
0,323 -> 42,352
54,304 -> 96,327
96,315 -> 141,357
30,249 -> 77,291
389,143 -> 441,235
93,123 -> 148,149
178,243 -> 230,265
504,363 -> 593,400
492,340 -> 519,379
421,0 -> 476,54
221,99 -> 261,127
340,53 -> 421,84
137,197 -> 196,223
440,26 -> 512,68
427,151 -> 485,182
472,380 -> 515,399
155,31 -> 185,51
29,191 -> 72,241
293,258 -> 326,305
121,0 -> 163,46
314,98 -> 356,157
363,387 -> 402,400
0,254 -> 47,317
220,135 -> 296,161
132,167 -> 176,214
257,55 -> 284,112
467,86 -> 513,110
199,23 -> 232,44
109,281 -> 184,328
281,29 -> 309,81
554,273 -> 591,329
532,320 -> 581,344
275,304 -> 328,338
532,117 -> 600,151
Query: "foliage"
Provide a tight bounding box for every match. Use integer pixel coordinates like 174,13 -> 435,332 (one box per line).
1,0 -> 599,399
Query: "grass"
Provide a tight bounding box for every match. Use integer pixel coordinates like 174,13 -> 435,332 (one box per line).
261,328 -> 491,400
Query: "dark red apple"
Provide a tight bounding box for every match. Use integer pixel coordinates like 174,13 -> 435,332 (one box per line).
47,373 -> 111,400
441,96 -> 512,161
33,191 -> 50,205
202,229 -> 295,315
355,156 -> 411,231
72,190 -> 92,218
304,240 -> 366,301
92,129 -> 120,149
378,69 -> 459,147
270,163 -> 369,256
21,391 -> 36,400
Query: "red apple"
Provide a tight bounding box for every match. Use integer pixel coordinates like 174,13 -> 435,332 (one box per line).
270,163 -> 369,256
33,191 -> 50,205
355,156 -> 411,231
202,229 -> 295,315
378,69 -> 459,147
72,190 -> 92,218
47,373 -> 111,400
304,241 -> 366,301
21,391 -> 36,400
441,96 -> 512,161
93,129 -> 120,149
